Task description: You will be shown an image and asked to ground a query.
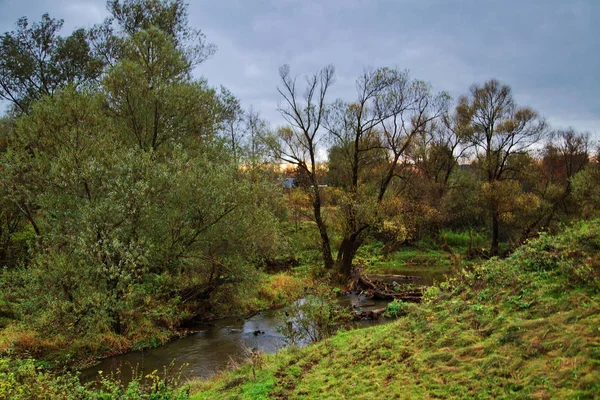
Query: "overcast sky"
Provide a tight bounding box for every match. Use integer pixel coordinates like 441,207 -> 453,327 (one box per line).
1,0 -> 598,135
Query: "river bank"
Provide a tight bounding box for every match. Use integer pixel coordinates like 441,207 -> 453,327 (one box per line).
0,242 -> 453,399
80,292 -> 394,385
0,272 -> 312,370
190,220 -> 600,399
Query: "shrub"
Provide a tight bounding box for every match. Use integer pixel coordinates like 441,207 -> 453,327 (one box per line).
512,233 -> 560,272
384,299 -> 406,318
384,299 -> 419,318
440,229 -> 485,249
0,356 -> 190,400
278,290 -> 351,346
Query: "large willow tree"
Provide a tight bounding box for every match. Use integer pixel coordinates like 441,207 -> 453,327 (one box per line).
0,1 -> 280,339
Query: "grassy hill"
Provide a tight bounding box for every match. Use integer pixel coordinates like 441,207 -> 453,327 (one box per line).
190,220 -> 600,399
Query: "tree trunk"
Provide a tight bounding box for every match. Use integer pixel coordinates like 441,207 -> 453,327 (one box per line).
336,238 -> 353,278
491,210 -> 499,256
112,311 -> 123,334
336,232 -> 363,278
312,186 -> 334,270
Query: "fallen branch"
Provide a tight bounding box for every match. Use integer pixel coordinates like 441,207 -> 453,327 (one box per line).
352,307 -> 386,320
351,271 -> 423,303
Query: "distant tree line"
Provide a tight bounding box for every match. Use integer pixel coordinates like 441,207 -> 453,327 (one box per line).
271,66 -> 598,276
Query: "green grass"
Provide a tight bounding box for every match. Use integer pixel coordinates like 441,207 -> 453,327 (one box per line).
353,240 -> 458,282
189,220 -> 600,399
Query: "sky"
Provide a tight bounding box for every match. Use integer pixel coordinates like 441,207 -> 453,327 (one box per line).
1,0 -> 598,136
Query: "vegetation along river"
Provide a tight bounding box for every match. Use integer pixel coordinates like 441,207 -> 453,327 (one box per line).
81,268 -> 448,385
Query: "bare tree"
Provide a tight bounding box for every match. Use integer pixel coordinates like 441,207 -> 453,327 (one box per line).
548,128 -> 590,187
531,128 -> 592,229
376,76 -> 450,202
274,64 -> 336,270
400,108 -> 471,234
326,68 -> 448,277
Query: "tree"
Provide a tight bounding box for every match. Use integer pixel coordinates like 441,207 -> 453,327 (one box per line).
2,86 -> 278,334
409,111 -> 470,189
102,27 -> 222,151
274,64 -> 336,270
0,14 -> 103,114
508,128 -> 593,238
456,79 -> 547,255
244,106 -> 271,162
218,86 -> 245,162
325,68 -> 448,276
91,0 -> 216,68
393,109 -> 471,237
0,115 -> 29,267
2,71 -> 278,339
217,99 -> 272,165
274,65 -> 447,277
571,150 -> 600,219
542,129 -> 590,193
0,3 -> 279,339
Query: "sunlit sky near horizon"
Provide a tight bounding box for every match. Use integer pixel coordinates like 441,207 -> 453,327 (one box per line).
1,0 -> 598,137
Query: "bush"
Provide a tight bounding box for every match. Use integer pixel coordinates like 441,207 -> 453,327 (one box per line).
0,356 -> 190,400
384,300 -> 406,318
384,299 -> 419,318
278,290 -> 351,346
512,233 -> 560,272
439,229 -> 485,249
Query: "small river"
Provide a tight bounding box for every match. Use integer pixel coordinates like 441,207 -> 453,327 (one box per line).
80,268 -> 448,385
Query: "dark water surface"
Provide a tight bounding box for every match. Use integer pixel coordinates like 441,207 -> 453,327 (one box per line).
80,309 -> 287,384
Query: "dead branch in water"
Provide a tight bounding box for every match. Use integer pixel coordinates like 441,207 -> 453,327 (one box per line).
351,272 -> 423,303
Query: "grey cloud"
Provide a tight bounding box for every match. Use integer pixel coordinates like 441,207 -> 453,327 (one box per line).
1,0 -> 598,134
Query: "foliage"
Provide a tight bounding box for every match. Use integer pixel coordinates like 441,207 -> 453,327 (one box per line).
439,229 -> 485,249
1,81 -> 279,337
0,14 -> 103,114
0,0 -> 282,363
0,356 -> 190,399
571,163 -> 600,219
1,3 -> 600,397
384,299 -> 409,318
456,79 -> 547,255
104,0 -> 216,67
277,289 -> 351,346
252,273 -> 313,310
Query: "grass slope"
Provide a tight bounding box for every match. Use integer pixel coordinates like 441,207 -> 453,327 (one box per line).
191,220 -> 600,399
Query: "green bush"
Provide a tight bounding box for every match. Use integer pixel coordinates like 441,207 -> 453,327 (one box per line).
384,299 -> 418,318
439,229 -> 485,249
0,356 -> 190,400
512,233 -> 560,272
278,290 -> 351,346
384,299 -> 406,318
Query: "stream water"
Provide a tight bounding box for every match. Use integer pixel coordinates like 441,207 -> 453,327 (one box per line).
80,268 -> 447,385
80,308 -> 287,384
